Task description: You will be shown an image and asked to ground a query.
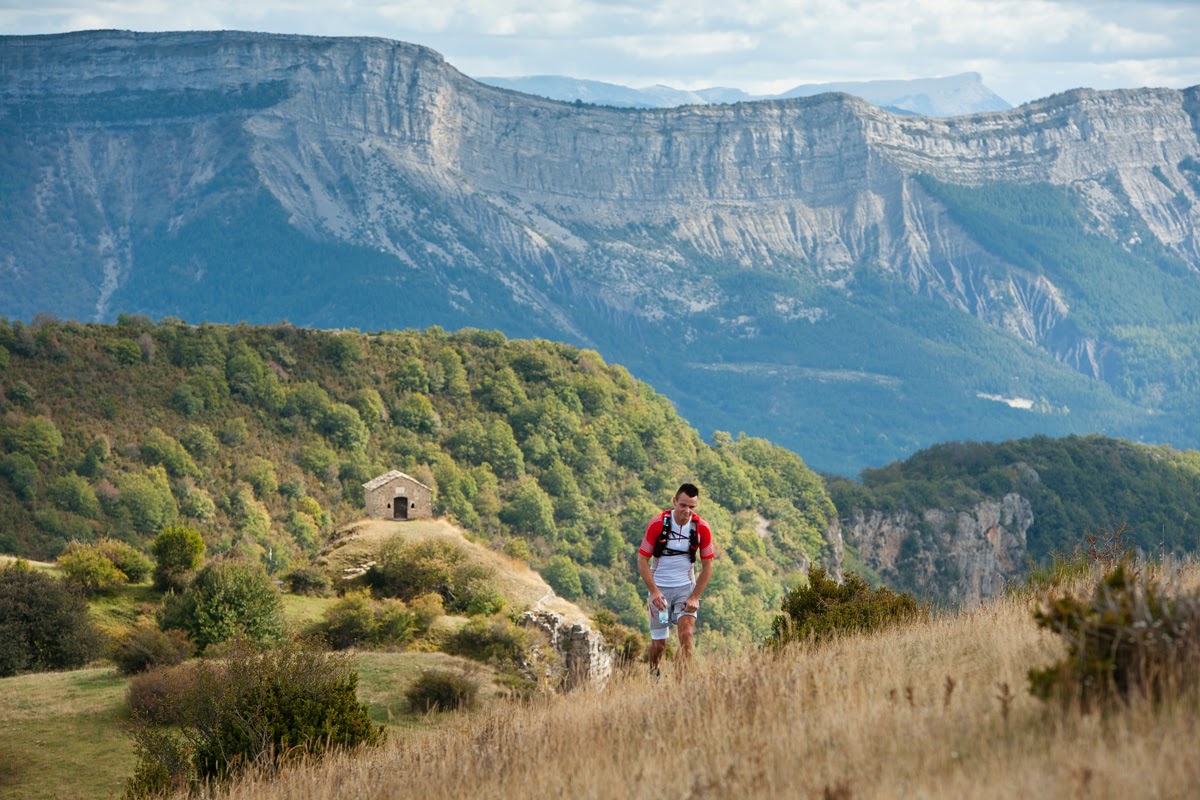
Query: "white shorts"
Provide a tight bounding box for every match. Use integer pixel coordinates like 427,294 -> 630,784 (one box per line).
648,583 -> 697,641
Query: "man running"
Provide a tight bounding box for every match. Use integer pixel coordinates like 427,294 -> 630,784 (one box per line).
636,483 -> 715,671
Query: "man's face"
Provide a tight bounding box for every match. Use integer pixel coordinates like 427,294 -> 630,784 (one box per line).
672,492 -> 698,525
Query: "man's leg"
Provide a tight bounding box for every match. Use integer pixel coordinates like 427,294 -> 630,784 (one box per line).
676,615 -> 696,664
647,638 -> 667,669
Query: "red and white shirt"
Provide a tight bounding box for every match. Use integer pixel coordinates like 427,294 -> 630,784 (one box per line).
638,510 -> 715,588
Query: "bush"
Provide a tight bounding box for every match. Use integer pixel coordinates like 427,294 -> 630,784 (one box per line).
770,567 -> 925,648
57,542 -> 128,595
320,590 -> 416,650
124,638 -> 384,792
113,622 -> 196,676
159,559 -> 283,652
444,616 -> 531,667
151,525 -> 205,592
281,564 -> 331,596
365,539 -> 505,615
97,539 -> 153,584
0,561 -> 103,676
1028,564 -> 1200,710
126,662 -> 201,724
405,669 -> 479,714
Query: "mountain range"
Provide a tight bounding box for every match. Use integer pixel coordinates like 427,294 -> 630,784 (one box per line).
2,30 -> 1200,474
476,72 -> 1013,117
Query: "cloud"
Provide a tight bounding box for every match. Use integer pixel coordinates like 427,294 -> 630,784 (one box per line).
0,0 -> 1196,104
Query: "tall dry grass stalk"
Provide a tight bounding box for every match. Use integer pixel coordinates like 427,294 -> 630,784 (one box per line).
212,586 -> 1200,800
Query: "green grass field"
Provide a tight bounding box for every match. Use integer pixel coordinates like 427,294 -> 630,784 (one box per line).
0,650 -> 500,800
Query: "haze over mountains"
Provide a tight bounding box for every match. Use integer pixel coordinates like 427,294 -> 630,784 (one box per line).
3,30 -> 1200,474
476,72 -> 1013,117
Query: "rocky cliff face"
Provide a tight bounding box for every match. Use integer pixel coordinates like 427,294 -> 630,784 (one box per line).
836,494 -> 1033,605
3,31 -> 1200,474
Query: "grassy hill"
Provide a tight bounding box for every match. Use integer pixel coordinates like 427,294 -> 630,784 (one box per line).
0,316 -> 835,644
150,562 -> 1200,800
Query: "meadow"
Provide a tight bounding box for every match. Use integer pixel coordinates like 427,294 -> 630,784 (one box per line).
206,565 -> 1200,800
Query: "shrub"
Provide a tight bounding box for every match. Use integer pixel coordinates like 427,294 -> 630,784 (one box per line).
770,567 -> 926,648
405,669 -> 479,714
151,525 -> 205,592
365,539 -> 505,615
57,542 -> 128,595
281,564 -> 331,596
160,559 -> 284,652
591,609 -> 645,667
320,590 -> 416,650
113,622 -> 196,676
444,616 -> 531,667
1028,564 -> 1200,710
97,539 -> 153,583
126,661 -> 201,723
0,561 -> 103,676
124,638 -> 384,791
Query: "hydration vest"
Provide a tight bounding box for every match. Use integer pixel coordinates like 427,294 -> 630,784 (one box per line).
652,511 -> 700,563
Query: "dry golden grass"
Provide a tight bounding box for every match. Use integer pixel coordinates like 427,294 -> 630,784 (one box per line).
212,580 -> 1200,800
318,518 -> 588,619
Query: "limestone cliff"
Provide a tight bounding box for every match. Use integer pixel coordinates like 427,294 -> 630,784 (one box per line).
3,31 -> 1200,474
836,493 -> 1033,605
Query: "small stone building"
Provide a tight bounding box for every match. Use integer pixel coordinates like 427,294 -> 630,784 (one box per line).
363,470 -> 433,521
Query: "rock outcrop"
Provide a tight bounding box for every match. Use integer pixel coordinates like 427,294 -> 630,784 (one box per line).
521,609 -> 614,690
837,493 -> 1033,605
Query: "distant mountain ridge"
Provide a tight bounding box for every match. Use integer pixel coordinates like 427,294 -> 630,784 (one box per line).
2,30 -> 1200,474
477,71 -> 1012,116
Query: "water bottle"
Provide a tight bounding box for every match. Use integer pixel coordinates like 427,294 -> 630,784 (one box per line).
657,607 -> 669,625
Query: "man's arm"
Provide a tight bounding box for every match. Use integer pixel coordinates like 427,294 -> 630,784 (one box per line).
685,558 -> 714,612
638,553 -> 667,611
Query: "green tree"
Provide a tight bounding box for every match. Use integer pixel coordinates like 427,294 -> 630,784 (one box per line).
0,452 -> 39,500
319,403 -> 369,450
118,467 -> 179,537
540,555 -> 583,600
47,473 -> 101,518
151,525 -> 206,592
500,478 -> 556,540
57,542 -> 128,595
140,428 -> 199,478
159,559 -> 284,652
4,415 -> 63,462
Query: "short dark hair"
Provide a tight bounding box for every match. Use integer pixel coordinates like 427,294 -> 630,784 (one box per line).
675,482 -> 699,499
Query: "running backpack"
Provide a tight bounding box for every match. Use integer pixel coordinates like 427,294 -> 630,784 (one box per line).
652,511 -> 700,563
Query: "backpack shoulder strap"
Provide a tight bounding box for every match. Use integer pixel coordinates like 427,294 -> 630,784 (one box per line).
652,511 -> 672,558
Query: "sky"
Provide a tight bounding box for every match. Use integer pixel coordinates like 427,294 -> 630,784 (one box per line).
3,0 -> 1199,106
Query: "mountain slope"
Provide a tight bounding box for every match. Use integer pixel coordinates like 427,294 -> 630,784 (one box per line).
0,317 -> 835,644
2,31 -> 1200,472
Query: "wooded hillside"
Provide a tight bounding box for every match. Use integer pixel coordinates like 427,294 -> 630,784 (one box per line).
0,316 -> 835,643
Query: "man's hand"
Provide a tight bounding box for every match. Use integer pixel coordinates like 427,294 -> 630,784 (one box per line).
684,595 -> 700,613
650,591 -> 667,611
